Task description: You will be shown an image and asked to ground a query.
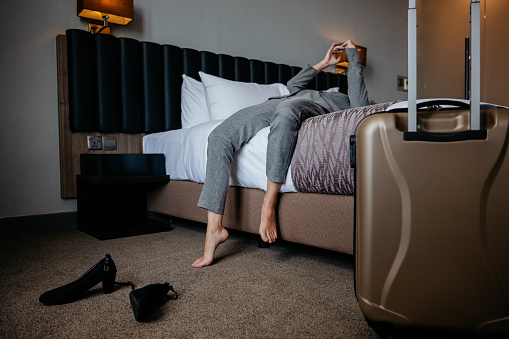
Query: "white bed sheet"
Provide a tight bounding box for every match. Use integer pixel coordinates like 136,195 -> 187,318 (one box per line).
143,119 -> 297,193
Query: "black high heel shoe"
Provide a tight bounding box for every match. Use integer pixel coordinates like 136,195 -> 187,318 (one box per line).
129,282 -> 178,322
39,254 -> 119,305
258,237 -> 271,248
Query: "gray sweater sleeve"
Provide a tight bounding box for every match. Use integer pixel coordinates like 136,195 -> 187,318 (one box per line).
286,64 -> 319,94
344,48 -> 369,108
285,48 -> 368,111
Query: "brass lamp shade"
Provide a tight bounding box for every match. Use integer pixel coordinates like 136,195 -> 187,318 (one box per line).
78,0 -> 134,26
336,45 -> 367,70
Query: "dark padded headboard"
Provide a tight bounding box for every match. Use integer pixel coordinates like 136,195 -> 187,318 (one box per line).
66,29 -> 348,134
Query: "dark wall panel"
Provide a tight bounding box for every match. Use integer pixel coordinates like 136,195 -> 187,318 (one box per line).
94,34 -> 120,132
67,29 -> 95,132
278,64 -> 292,85
163,44 -> 183,131
201,51 -> 218,76
234,57 -> 250,82
182,48 -> 201,81
119,38 -> 142,133
141,42 -> 164,133
249,60 -> 264,83
218,54 -> 234,80
66,29 -> 347,133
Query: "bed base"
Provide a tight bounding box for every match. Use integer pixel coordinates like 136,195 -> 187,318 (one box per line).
147,180 -> 354,254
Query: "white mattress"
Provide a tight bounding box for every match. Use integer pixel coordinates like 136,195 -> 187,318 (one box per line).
143,119 -> 297,193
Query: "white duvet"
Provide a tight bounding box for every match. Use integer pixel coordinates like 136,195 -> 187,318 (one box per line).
142,119 -> 297,193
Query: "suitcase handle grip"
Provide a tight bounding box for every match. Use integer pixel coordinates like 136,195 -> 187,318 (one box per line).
416,100 -> 471,110
406,99 -> 490,141
404,130 -> 487,142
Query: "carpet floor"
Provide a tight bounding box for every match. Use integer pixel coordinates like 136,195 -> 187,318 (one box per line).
0,218 -> 498,339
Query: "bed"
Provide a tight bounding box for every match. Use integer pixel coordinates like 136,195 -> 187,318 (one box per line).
58,29 -> 398,254
143,100 -> 398,254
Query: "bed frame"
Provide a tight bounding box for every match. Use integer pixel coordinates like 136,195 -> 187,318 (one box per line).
58,29 -> 354,254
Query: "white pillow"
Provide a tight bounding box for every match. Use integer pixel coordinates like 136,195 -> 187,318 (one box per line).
199,71 -> 289,121
324,87 -> 339,93
181,74 -> 209,129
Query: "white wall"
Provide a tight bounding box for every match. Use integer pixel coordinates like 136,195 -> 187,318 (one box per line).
0,0 -> 409,218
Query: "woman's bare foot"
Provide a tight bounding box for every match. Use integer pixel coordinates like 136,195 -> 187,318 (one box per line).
192,225 -> 229,268
259,179 -> 281,244
259,204 -> 277,243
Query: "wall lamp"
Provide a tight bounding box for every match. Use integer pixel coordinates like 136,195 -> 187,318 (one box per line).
334,45 -> 367,75
78,0 -> 134,34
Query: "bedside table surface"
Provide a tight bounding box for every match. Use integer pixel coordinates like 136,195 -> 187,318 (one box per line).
77,174 -> 169,185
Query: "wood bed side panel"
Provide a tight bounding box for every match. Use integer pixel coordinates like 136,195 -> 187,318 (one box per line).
57,35 -> 73,198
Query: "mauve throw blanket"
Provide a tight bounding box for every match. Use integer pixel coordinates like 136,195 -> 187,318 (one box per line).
291,101 -> 401,195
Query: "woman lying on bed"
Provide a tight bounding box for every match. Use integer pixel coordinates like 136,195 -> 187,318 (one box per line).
192,40 -> 369,268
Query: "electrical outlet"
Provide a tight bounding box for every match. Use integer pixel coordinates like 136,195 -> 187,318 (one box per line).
397,75 -> 408,91
102,136 -> 117,151
87,136 -> 103,150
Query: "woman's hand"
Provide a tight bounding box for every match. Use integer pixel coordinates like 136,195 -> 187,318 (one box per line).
337,40 -> 356,50
313,40 -> 356,71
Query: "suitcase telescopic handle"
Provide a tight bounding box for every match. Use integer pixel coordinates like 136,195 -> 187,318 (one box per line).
407,0 -> 482,134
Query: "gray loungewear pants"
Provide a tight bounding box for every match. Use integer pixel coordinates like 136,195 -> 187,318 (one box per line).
197,97 -> 328,215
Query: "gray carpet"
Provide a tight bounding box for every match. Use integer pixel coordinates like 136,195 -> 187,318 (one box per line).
2,218 -> 493,339
0,218 -> 379,339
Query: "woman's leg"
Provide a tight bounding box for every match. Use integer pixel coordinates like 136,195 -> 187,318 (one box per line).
259,98 -> 328,243
192,211 -> 229,268
194,99 -> 282,267
197,99 -> 281,214
259,179 -> 281,243
266,97 -> 328,182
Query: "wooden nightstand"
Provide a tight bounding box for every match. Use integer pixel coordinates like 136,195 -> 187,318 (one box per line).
77,154 -> 170,240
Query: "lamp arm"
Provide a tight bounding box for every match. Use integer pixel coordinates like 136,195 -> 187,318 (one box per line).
91,15 -> 109,34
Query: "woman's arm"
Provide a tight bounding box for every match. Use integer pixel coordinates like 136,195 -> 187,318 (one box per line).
287,40 -> 357,94
312,40 -> 356,72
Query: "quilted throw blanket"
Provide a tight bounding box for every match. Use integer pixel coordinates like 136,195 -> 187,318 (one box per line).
291,100 -> 402,195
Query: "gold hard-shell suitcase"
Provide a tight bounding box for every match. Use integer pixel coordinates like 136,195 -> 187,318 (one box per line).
352,0 -> 509,335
